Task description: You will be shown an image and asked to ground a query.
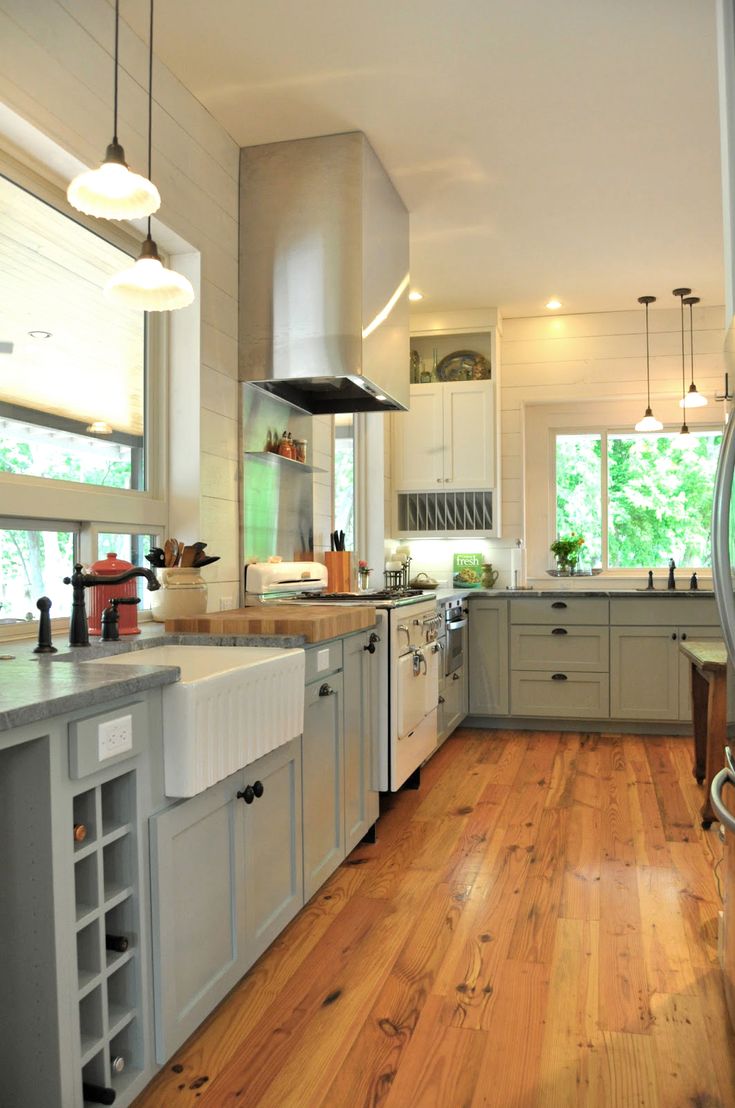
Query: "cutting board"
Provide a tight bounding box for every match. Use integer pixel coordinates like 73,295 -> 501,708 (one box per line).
164,604 -> 376,643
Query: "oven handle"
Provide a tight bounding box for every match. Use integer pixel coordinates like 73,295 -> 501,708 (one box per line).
446,618 -> 468,632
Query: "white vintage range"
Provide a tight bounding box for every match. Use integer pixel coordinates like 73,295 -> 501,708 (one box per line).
244,561 -> 441,791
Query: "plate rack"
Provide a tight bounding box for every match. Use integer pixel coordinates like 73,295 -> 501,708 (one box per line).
73,770 -> 143,1104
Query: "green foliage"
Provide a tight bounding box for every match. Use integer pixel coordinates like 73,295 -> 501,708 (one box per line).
556,431 -> 721,569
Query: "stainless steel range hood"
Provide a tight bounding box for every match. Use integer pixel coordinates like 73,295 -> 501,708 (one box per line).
238,132 -> 409,414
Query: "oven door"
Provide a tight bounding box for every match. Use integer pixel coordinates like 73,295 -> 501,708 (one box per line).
392,645 -> 439,790
445,617 -> 467,676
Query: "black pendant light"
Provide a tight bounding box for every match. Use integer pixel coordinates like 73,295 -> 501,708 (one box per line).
634,295 -> 662,432
67,0 -> 160,219
104,0 -> 194,311
680,295 -> 707,408
672,287 -> 696,448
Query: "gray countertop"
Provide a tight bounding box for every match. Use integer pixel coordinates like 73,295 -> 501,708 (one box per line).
465,588 -> 716,599
0,627 -> 308,733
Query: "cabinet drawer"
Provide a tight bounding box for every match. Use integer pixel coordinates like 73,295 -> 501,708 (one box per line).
304,640 -> 343,683
610,597 -> 718,626
510,625 -> 609,672
510,670 -> 609,718
511,597 -> 609,625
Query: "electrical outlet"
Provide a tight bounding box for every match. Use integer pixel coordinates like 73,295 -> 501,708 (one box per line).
220,596 -> 234,611
98,714 -> 133,761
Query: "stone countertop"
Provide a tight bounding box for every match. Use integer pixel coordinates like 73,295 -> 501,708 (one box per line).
0,628 -> 308,733
465,588 -> 717,599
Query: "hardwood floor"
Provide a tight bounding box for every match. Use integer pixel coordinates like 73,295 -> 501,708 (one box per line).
133,729 -> 735,1107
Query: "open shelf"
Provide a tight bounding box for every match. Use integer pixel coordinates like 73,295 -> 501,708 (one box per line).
101,773 -> 135,837
244,450 -> 325,473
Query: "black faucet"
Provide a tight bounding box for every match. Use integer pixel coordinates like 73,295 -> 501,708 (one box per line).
63,563 -> 160,647
667,558 -> 676,590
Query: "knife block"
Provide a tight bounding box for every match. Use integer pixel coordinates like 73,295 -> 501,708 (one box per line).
324,551 -> 351,593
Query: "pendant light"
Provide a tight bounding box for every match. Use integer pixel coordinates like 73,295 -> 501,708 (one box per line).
104,0 -> 194,312
672,287 -> 697,449
634,295 -> 663,432
67,0 -> 160,220
680,295 -> 708,408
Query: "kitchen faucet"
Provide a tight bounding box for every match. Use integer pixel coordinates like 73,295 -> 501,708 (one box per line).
667,558 -> 676,590
63,562 -> 161,647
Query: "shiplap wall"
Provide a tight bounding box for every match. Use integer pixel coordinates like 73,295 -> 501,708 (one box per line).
396,305 -> 726,587
0,0 -> 243,607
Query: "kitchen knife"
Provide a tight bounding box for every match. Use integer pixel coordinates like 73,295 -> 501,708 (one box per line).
330,532 -> 335,551
339,530 -> 345,551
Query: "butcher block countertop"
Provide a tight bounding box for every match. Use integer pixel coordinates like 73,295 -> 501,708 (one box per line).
165,604 -> 377,643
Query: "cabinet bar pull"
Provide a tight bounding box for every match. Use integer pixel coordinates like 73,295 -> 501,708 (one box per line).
551,627 -> 568,635
551,673 -> 568,681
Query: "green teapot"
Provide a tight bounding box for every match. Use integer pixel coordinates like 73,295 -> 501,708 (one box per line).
482,563 -> 499,589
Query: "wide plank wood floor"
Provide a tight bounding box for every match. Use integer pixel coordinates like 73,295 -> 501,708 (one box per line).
133,729 -> 735,1107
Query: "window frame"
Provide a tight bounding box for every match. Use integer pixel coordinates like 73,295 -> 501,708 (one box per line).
524,399 -> 722,581
0,151 -> 168,639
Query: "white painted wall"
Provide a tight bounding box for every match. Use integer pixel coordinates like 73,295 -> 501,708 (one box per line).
0,0 -> 241,607
396,305 -> 727,588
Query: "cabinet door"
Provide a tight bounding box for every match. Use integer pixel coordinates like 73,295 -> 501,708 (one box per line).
241,738 -> 303,964
342,632 -> 380,854
392,385 -> 444,490
442,668 -> 467,736
150,776 -> 245,1062
302,673 -> 345,899
469,600 -> 509,715
443,381 -> 495,489
610,626 -> 679,721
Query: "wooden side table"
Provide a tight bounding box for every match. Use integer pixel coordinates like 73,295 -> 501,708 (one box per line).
679,639 -> 728,828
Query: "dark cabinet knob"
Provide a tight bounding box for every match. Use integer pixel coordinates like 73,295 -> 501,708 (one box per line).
671,632 -> 677,641
363,641 -> 376,653
237,785 -> 255,804
438,695 -> 445,704
452,673 -> 460,681
253,780 -> 264,798
681,632 -> 687,641
319,683 -> 334,697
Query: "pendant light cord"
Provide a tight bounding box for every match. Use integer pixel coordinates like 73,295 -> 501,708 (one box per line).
680,293 -> 686,403
645,300 -> 651,409
689,300 -> 695,385
112,0 -> 120,143
147,0 -> 154,241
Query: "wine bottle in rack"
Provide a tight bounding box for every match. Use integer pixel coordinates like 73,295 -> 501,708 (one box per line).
110,1054 -> 125,1074
105,933 -> 129,953
73,823 -> 87,843
82,1082 -> 116,1104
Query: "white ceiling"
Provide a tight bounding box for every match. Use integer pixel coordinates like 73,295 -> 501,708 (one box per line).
124,0 -> 725,318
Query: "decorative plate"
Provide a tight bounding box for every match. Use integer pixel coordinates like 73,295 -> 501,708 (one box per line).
436,350 -> 491,382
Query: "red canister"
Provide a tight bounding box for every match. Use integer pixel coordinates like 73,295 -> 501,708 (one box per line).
87,552 -> 140,636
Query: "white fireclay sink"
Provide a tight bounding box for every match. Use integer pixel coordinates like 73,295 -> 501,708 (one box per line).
86,645 -> 305,797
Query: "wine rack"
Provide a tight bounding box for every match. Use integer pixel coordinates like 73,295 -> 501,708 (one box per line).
72,772 -> 143,1105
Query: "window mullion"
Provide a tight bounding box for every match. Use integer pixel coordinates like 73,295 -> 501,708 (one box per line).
601,431 -> 609,570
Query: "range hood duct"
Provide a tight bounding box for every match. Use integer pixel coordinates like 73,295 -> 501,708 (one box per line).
238,132 -> 409,414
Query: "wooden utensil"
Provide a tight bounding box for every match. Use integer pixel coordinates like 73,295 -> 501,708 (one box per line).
164,538 -> 178,567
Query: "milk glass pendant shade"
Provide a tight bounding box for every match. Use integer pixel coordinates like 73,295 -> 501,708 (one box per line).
105,235 -> 194,310
679,295 -> 708,408
67,1 -> 159,220
634,295 -> 663,432
104,0 -> 194,312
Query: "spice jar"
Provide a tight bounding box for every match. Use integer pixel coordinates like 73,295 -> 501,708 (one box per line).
293,439 -> 307,463
278,431 -> 294,458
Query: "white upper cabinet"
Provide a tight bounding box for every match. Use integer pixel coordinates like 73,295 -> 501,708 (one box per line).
393,384 -> 445,490
394,381 -> 495,491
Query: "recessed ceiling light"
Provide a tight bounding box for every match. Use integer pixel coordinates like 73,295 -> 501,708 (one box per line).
28,330 -> 52,339
408,290 -> 423,302
545,298 -> 562,310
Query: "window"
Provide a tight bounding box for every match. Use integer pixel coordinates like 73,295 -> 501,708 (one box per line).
0,172 -> 146,491
0,154 -> 166,636
334,413 -> 355,551
556,429 -> 722,570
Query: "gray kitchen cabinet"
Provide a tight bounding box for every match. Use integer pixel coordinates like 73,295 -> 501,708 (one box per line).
469,598 -> 509,715
149,736 -> 303,1062
343,630 -> 380,853
0,692 -> 162,1108
302,671 -> 345,900
610,626 -> 680,721
440,666 -> 468,736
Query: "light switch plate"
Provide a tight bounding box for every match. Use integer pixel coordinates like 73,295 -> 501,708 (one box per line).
98,714 -> 133,761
